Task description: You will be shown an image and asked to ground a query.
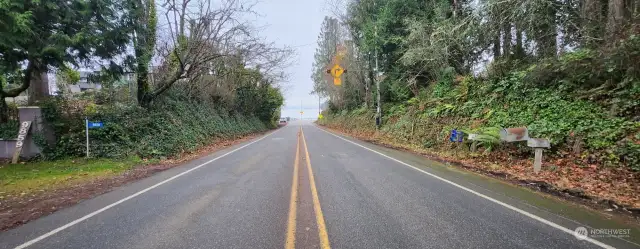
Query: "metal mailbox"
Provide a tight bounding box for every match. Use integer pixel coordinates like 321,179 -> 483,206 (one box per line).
468,133 -> 478,140
527,138 -> 550,148
500,127 -> 529,142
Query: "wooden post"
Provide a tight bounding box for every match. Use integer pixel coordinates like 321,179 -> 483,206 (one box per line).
534,148 -> 543,173
528,138 -> 550,174
468,134 -> 478,152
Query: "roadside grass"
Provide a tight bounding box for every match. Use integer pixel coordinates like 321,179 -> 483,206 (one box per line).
0,157 -> 143,196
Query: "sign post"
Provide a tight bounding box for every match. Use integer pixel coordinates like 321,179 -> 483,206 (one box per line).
85,117 -> 89,158
85,118 -> 104,158
11,121 -> 32,164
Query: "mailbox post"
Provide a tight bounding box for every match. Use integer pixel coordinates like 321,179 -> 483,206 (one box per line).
527,138 -> 550,173
499,127 -> 552,173
468,133 -> 478,152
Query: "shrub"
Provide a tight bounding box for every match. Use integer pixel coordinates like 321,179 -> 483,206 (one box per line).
461,127 -> 502,154
38,95 -> 269,159
0,120 -> 18,139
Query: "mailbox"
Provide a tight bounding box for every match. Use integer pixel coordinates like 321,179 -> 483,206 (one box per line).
468,134 -> 478,140
527,138 -> 550,148
449,129 -> 464,142
500,127 -> 529,142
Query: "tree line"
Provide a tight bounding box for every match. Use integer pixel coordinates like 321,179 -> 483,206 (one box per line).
313,0 -> 639,118
314,0 -> 640,167
0,0 -> 291,124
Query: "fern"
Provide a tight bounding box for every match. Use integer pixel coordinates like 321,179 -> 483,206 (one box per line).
461,126 -> 501,154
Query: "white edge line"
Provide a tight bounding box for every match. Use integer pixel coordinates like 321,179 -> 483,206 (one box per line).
314,125 -> 615,249
15,128 -> 281,249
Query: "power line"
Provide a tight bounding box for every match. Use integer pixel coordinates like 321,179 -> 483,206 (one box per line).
288,43 -> 316,48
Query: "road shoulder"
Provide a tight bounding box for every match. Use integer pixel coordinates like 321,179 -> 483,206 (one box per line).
313,124 -> 640,248
0,129 -> 277,232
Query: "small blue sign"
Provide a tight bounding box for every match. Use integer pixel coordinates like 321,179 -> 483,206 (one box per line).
88,122 -> 104,128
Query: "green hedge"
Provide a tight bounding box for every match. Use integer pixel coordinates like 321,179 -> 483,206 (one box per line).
0,120 -> 18,139
321,73 -> 640,170
38,97 -> 268,159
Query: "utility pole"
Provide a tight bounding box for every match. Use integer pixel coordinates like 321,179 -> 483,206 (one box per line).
374,36 -> 381,128
318,95 -> 321,115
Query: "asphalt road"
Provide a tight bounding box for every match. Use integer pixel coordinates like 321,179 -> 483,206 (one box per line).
1,121 -> 639,249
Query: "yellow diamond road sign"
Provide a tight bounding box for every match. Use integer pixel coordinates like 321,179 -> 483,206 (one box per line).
330,64 -> 344,78
330,64 -> 345,86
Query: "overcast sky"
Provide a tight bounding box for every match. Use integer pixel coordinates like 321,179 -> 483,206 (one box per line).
253,0 -> 330,119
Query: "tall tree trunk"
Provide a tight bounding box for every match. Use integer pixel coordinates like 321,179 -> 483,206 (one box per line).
607,0 -> 627,43
133,0 -> 156,107
490,3 -> 501,59
26,59 -> 49,105
179,1 -> 188,37
493,34 -> 501,58
362,59 -> 370,108
581,0 -> 606,47
515,24 -> 524,58
135,30 -> 152,107
27,69 -> 49,106
451,0 -> 458,18
503,23 -> 512,58
367,53 -> 376,109
632,0 -> 640,24
538,33 -> 557,58
136,67 -> 151,107
536,2 -> 557,58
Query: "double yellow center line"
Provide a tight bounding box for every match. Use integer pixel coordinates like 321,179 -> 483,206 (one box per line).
285,129 -> 301,249
285,126 -> 331,249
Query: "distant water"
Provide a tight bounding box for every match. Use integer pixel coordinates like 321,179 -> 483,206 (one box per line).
281,107 -> 320,119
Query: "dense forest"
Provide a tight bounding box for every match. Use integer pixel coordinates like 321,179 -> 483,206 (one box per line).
314,0 -> 640,205
0,0 -> 290,159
